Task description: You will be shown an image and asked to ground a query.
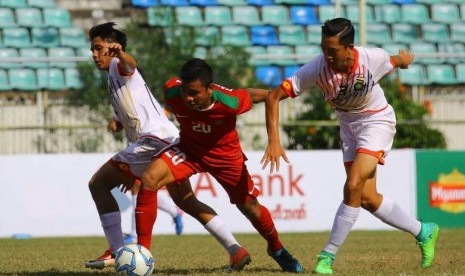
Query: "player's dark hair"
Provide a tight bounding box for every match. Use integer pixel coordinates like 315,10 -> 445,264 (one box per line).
322,18 -> 354,47
89,22 -> 127,51
180,58 -> 213,87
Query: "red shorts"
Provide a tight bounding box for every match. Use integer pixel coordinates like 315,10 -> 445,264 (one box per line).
159,145 -> 260,204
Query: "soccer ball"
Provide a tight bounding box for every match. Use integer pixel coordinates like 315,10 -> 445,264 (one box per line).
115,244 -> 155,276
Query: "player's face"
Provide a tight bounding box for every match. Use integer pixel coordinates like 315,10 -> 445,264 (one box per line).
90,37 -> 113,71
181,79 -> 212,110
321,35 -> 353,72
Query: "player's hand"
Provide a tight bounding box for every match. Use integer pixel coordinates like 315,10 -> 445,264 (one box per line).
105,43 -> 123,57
260,142 -> 289,174
396,49 -> 414,69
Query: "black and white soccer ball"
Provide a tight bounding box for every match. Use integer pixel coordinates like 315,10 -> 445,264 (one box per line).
115,244 -> 155,276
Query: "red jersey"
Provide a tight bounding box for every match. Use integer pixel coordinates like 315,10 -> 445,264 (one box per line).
163,77 -> 253,166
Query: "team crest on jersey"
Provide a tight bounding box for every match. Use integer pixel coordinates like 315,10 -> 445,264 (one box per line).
353,75 -> 366,92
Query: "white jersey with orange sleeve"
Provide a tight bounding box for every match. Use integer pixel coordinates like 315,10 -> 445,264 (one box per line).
107,58 -> 179,143
282,47 -> 394,114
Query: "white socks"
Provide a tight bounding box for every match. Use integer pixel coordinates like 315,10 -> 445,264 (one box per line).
101,211 -> 125,252
323,203 -> 360,255
372,196 -> 421,237
204,216 -> 240,255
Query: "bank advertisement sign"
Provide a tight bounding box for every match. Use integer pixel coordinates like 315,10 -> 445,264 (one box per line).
416,151 -> 465,227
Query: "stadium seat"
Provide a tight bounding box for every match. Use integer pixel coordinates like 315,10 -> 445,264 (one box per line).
374,4 -> 401,24
0,8 -> 16,27
398,64 -> 428,86
295,44 -> 321,64
431,3 -> 460,23
246,0 -> 273,6
391,23 -> 419,44
0,69 -> 10,91
27,0 -> 56,8
367,0 -> 390,3
193,46 -> 207,59
59,27 -> 87,47
318,5 -> 346,23
194,26 -> 220,46
221,25 -> 251,46
305,0 -> 330,4
0,48 -> 20,69
190,0 -> 218,6
204,6 -> 232,26
232,6 -> 260,26
438,43 -> 465,64
19,47 -> 47,68
160,0 -> 188,6
366,24 -> 391,46
279,25 -> 306,46
284,65 -> 301,78
131,0 -> 158,7
416,0 -> 441,3
64,68 -> 83,89
275,0 -> 305,5
290,6 -> 319,25
382,43 -> 407,55
267,45 -> 295,66
427,64 -> 457,85
147,7 -> 174,27
43,8 -> 72,28
346,5 -> 375,23
261,6 -> 291,26
255,65 -> 282,86
8,68 -> 39,91
48,47 -> 76,68
401,4 -> 430,25
31,27 -> 59,48
461,3 -> 465,21
456,64 -> 465,84
37,68 -> 65,91
75,47 -> 92,59
245,46 -> 269,66
0,0 -> 27,8
2,27 -> 31,48
391,0 -> 415,4
217,0 -> 246,6
307,25 -> 322,45
250,26 -> 279,46
422,23 -> 450,44
15,7 -> 43,27
450,23 -> 465,43
410,42 -> 441,64
176,6 -> 204,26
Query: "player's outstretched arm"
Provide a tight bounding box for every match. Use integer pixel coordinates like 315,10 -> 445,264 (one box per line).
261,86 -> 290,173
106,42 -> 137,73
247,88 -> 270,103
390,49 -> 414,69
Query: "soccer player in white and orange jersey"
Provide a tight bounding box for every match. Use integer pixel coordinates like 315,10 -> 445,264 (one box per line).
84,22 -> 250,272
261,18 -> 439,274
139,58 -> 303,273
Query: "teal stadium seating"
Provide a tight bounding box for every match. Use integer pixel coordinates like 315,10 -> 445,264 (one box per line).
438,43 -> 465,64
382,43 -> 407,55
0,0 -> 27,8
0,69 -> 10,90
374,4 -> 401,24
261,6 -> 291,26
217,0 -> 246,6
43,8 -> 72,28
245,46 -> 269,66
64,68 -> 83,89
456,64 -> 465,84
450,24 -> 465,43
193,46 -> 207,59
48,47 -> 76,68
176,6 -> 204,26
366,24 -> 392,46
295,44 -> 321,64
346,4 -> 375,23
0,48 -> 20,69
9,68 -> 39,90
37,68 -> 65,91
391,23 -> 419,44
399,64 -> 428,86
147,7 -> 174,26
204,6 -> 233,26
0,7 -> 16,27
194,26 -> 220,46
427,64 -> 457,85
2,27 -> 31,48
431,3 -> 460,24
31,27 -> 59,48
27,0 -> 56,8
15,7 -> 43,27
279,25 -> 306,46
221,25 -> 251,46
400,4 -> 430,25
422,23 -> 450,44
266,45 -> 295,66
232,6 -> 260,26
19,47 -> 47,68
409,42 -> 441,64
318,5 -> 346,23
59,27 -> 87,47
306,25 -> 322,45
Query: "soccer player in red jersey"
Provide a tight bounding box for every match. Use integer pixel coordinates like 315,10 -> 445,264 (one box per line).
138,58 -> 303,273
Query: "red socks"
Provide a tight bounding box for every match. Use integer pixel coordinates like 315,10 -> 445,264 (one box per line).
135,188 -> 158,250
250,204 -> 283,252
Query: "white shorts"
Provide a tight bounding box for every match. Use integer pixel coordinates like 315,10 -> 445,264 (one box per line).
336,105 -> 396,165
110,135 -> 177,178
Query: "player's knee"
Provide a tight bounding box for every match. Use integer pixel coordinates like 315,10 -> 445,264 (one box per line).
140,170 -> 160,191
